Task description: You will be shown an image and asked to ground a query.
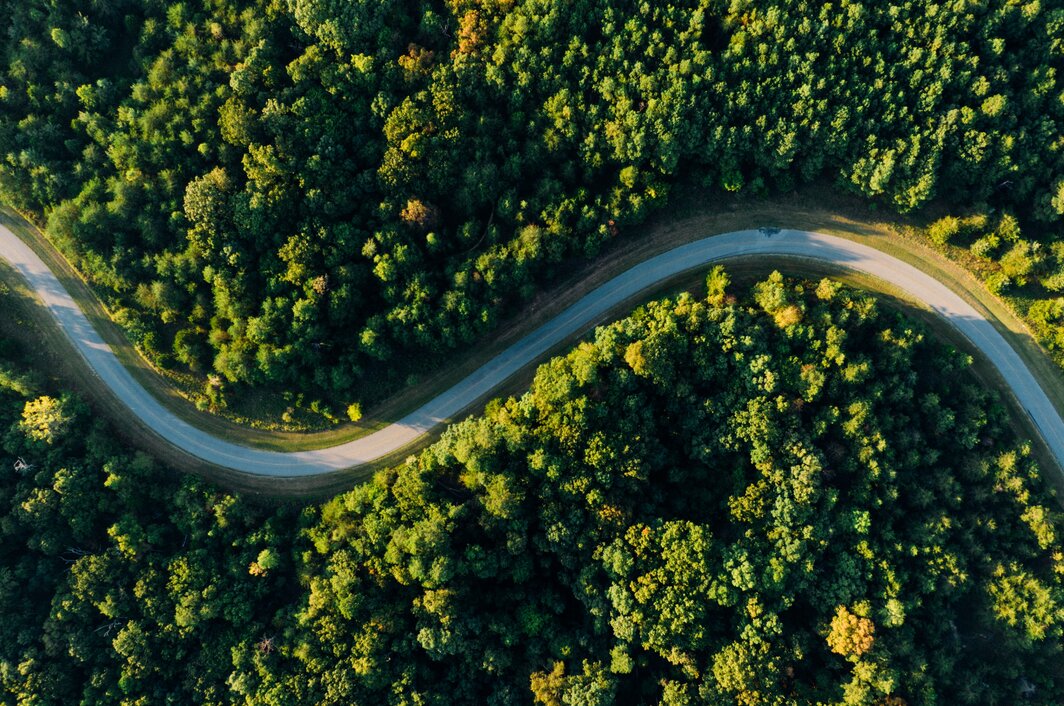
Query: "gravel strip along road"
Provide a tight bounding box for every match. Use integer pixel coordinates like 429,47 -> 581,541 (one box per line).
2,224 -> 1062,477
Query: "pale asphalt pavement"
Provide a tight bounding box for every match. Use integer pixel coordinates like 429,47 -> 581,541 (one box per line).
2,224 -> 1061,477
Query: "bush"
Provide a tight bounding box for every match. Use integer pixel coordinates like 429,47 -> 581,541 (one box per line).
970,234 -> 1001,259
995,213 -> 1022,243
1000,241 -> 1045,285
928,216 -> 961,245
985,271 -> 1012,294
1042,272 -> 1064,292
19,395 -> 70,444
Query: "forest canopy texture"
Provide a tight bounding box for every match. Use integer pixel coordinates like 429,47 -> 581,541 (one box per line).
2,0 -> 1064,414
1,274 -> 1062,705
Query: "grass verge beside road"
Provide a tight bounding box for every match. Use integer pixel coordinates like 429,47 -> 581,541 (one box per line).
2,188 -> 1063,499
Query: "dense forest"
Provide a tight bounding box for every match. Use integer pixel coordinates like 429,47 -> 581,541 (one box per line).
2,273 -> 1062,704
2,0 -> 1063,418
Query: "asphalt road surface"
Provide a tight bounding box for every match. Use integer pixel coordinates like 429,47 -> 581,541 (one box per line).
2,224 -> 1062,477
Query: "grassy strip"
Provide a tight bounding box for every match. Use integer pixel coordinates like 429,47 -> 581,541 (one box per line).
4,243 -> 1061,500
3,189 -> 1063,498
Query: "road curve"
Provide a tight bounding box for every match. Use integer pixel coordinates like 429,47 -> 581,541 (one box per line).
2,224 -> 1063,477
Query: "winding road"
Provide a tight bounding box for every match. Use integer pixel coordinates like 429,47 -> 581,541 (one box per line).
2,224 -> 1063,477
